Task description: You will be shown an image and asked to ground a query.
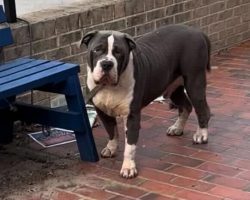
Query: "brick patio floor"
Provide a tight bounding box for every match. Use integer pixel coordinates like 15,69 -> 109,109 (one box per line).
5,40 -> 250,200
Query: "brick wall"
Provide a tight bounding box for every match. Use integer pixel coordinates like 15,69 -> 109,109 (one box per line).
2,0 -> 250,106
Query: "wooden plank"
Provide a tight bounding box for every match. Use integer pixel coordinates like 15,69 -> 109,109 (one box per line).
37,82 -> 76,96
0,27 -> 13,47
0,58 -> 35,72
0,63 -> 79,99
0,61 -> 62,84
15,102 -> 85,132
0,59 -> 49,78
64,75 -> 99,162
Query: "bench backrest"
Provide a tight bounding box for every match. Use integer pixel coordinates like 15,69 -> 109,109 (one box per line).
0,5 -> 13,48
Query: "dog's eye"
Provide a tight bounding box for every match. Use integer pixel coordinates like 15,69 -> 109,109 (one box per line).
113,48 -> 122,55
93,47 -> 103,53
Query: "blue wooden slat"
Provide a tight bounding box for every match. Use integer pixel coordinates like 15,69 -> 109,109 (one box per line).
0,5 -> 6,23
65,75 -> 99,162
0,27 -> 14,47
0,63 -> 79,99
0,61 -> 61,84
0,60 -> 49,78
0,58 -> 35,72
15,103 -> 85,132
0,61 -> 63,85
37,82 -> 76,96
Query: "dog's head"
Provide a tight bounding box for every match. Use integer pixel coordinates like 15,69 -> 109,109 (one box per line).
80,30 -> 136,85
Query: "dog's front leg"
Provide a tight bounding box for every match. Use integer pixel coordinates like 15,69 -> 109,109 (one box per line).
96,108 -> 119,158
120,113 -> 140,178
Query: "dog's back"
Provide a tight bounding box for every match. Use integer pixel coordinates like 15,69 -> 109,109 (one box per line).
133,25 -> 211,107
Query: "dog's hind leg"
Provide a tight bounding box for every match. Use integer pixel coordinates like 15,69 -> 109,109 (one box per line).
184,73 -> 211,144
167,85 -> 192,136
96,108 -> 119,158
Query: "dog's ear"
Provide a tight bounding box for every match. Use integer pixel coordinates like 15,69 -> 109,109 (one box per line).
79,30 -> 98,47
124,33 -> 136,50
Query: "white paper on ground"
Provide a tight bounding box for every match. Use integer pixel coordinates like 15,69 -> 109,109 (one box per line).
28,104 -> 97,148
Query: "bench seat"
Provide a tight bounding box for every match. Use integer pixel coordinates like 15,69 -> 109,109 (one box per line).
0,58 -> 78,98
0,57 -> 99,162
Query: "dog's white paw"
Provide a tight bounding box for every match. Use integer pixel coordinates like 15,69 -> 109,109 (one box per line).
167,125 -> 183,136
101,139 -> 118,158
101,147 -> 116,158
193,128 -> 208,144
167,109 -> 189,136
120,159 -> 137,178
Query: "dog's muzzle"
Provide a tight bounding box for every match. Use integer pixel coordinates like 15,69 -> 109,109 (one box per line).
100,60 -> 114,72
93,59 -> 117,85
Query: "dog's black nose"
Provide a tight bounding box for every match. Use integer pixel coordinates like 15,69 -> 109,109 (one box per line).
101,60 -> 114,71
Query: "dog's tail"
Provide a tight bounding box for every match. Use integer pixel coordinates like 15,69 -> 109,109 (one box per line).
202,33 -> 211,72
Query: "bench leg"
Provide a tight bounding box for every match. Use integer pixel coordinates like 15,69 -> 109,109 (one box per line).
65,75 -> 99,162
0,97 -> 15,144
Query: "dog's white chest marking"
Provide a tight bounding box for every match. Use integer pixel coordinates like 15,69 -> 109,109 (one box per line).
92,85 -> 132,117
87,52 -> 135,117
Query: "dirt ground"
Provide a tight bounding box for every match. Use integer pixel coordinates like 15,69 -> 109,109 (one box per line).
0,128 -> 93,200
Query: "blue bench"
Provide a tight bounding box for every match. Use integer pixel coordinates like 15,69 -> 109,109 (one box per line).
0,5 -> 99,162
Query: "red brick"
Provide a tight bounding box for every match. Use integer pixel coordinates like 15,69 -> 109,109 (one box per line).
162,154 -> 204,167
209,186 -> 250,200
238,112 -> 250,120
176,189 -> 223,200
237,171 -> 250,181
140,193 -> 176,200
137,155 -> 173,170
137,147 -> 167,159
51,190 -> 81,200
139,167 -> 176,183
166,165 -> 208,180
73,185 -> 115,200
158,135 -> 191,146
232,159 -> 250,170
160,144 -> 198,156
170,177 -> 215,192
140,168 -> 214,191
105,184 -> 147,198
198,162 -> 242,176
109,196 -> 134,200
140,180 -> 181,196
187,141 -> 230,154
205,174 -> 250,189
191,151 -> 235,165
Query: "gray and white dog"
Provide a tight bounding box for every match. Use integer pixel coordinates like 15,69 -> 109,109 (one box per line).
80,25 -> 211,178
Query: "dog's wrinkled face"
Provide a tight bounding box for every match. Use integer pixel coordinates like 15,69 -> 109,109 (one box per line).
80,31 -> 136,85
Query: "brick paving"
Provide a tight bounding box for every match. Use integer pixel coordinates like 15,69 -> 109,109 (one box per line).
12,41 -> 250,199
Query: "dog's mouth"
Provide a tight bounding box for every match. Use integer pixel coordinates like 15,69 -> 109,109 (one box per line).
94,73 -> 117,86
